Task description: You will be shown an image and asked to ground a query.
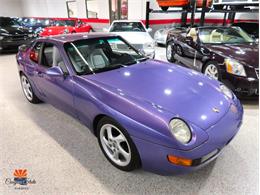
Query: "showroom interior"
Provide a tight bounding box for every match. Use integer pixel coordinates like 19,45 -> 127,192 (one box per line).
0,0 -> 259,194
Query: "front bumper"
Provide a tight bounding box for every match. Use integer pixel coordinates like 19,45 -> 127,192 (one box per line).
131,99 -> 243,175
220,71 -> 259,96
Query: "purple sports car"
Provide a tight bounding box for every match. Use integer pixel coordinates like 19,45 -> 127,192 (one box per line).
16,33 -> 243,175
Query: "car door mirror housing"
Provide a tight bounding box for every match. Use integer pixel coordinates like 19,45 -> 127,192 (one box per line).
46,66 -> 64,77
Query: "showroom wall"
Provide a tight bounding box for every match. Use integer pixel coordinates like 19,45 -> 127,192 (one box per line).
0,0 -> 24,17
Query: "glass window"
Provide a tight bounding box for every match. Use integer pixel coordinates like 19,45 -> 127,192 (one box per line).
41,43 -> 68,73
30,42 -> 42,63
64,37 -> 145,75
110,22 -> 145,32
198,27 -> 254,44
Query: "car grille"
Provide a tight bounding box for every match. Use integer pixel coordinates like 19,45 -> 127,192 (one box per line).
255,68 -> 259,79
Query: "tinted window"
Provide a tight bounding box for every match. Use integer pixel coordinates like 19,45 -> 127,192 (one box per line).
41,43 -> 68,73
110,22 -> 146,32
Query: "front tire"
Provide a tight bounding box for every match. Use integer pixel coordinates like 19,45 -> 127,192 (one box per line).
97,117 -> 141,171
20,74 -> 41,104
166,42 -> 176,62
203,61 -> 220,80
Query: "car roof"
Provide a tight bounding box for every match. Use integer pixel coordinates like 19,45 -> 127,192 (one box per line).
37,33 -> 119,44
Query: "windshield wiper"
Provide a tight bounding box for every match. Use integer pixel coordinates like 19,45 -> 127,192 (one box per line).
137,57 -> 149,62
93,64 -> 124,73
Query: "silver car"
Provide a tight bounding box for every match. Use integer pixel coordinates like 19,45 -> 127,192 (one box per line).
106,20 -> 155,58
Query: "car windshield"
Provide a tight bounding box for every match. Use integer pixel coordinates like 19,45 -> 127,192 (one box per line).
110,22 -> 146,32
54,20 -> 76,27
0,18 -> 20,27
64,36 -> 146,75
198,27 -> 254,44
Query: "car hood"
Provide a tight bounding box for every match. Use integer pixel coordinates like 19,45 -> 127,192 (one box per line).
85,60 -> 231,130
0,26 -> 30,35
111,32 -> 154,44
206,43 -> 259,68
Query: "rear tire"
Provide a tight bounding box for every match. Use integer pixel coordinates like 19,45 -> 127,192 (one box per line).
97,117 -> 141,172
20,74 -> 42,104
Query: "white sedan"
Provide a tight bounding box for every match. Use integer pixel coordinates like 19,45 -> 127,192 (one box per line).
106,20 -> 155,58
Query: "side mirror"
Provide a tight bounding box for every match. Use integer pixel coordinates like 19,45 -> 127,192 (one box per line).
147,28 -> 152,33
46,66 -> 64,77
185,36 -> 194,45
103,28 -> 109,32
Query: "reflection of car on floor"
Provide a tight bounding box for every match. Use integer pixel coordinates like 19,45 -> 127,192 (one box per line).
107,20 -> 155,58
0,17 -> 35,52
17,33 -> 243,174
232,22 -> 259,40
156,0 -> 213,11
39,18 -> 93,37
166,26 -> 259,97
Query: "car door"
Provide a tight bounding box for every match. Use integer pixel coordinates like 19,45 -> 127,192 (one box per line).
175,28 -> 203,71
76,20 -> 90,32
33,41 -> 76,117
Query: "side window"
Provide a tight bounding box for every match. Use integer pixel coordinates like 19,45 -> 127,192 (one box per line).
30,42 -> 42,63
41,43 -> 68,74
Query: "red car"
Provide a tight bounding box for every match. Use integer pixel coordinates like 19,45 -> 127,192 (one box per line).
39,18 -> 93,37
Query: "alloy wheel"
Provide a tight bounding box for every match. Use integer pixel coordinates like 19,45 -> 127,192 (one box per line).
204,64 -> 219,80
100,124 -> 131,167
21,75 -> 33,101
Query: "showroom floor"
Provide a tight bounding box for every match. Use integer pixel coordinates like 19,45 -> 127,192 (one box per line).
0,47 -> 258,195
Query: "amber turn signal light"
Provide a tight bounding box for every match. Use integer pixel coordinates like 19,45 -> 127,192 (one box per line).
167,155 -> 192,166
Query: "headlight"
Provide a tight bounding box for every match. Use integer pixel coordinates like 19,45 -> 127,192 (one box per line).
169,119 -> 191,144
0,36 -> 4,40
28,34 -> 33,38
225,58 -> 246,77
144,42 -> 155,49
220,84 -> 233,99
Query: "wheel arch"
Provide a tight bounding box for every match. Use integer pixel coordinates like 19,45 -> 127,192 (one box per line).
92,114 -> 108,136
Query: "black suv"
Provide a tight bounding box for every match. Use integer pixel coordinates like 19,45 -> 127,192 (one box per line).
0,17 -> 35,52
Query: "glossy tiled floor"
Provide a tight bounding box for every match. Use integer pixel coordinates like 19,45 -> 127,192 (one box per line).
0,47 -> 258,195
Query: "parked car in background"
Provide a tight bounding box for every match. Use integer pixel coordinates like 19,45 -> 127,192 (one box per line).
17,33 -> 243,174
39,18 -> 93,37
232,22 -> 259,40
213,0 -> 259,9
0,17 -> 35,52
156,0 -> 212,11
154,26 -> 187,46
19,17 -> 54,36
107,20 -> 155,58
166,26 -> 259,97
